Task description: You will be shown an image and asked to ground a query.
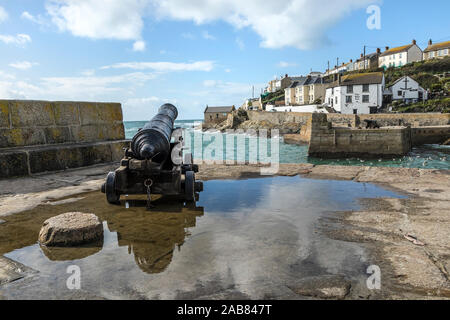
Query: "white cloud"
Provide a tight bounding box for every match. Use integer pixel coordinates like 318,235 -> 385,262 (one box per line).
0,71 -> 156,101
9,61 -> 39,70
277,61 -> 297,68
0,34 -> 32,46
150,0 -> 375,50
21,11 -> 48,26
46,0 -> 149,40
0,6 -> 8,23
202,31 -> 215,40
101,60 -> 215,72
132,40 -> 146,51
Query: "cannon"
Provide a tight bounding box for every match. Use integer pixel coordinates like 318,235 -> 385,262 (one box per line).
101,103 -> 203,206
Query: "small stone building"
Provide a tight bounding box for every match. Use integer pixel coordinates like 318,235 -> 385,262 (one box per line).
204,106 -> 235,125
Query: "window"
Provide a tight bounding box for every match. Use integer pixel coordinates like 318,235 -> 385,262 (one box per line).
347,85 -> 353,93
399,53 -> 402,59
363,84 -> 369,92
353,109 -> 358,115
222,113 -> 227,116
346,96 -> 352,103
216,114 -> 219,118
335,96 -> 338,104
362,95 -> 369,103
398,90 -> 402,97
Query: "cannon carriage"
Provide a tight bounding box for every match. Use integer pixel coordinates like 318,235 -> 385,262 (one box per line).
101,103 -> 203,205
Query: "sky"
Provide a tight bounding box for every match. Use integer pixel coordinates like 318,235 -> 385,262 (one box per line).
0,0 -> 449,120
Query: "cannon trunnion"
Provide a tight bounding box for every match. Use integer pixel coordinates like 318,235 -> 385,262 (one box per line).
101,104 -> 203,205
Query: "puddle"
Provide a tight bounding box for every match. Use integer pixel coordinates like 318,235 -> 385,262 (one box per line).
0,176 -> 405,299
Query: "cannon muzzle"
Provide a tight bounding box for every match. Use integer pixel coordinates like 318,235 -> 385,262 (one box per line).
131,103 -> 178,161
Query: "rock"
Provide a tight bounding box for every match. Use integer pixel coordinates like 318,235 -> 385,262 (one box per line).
0,219 -> 5,225
38,212 -> 103,247
288,275 -> 351,299
0,256 -> 36,285
442,138 -> 450,146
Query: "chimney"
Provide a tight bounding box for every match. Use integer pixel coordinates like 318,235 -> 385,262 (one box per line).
360,53 -> 364,58
385,46 -> 390,51
428,39 -> 433,46
342,62 -> 345,66
285,74 -> 288,78
412,39 -> 416,45
376,48 -> 381,54
350,59 -> 353,63
338,74 -> 342,84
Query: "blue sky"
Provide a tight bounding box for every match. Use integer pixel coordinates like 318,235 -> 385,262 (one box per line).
0,0 -> 449,120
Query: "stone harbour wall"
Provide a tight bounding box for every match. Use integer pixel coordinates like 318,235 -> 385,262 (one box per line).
0,100 -> 128,179
307,113 -> 412,158
0,100 -> 124,148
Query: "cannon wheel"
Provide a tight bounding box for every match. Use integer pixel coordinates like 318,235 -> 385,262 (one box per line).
105,172 -> 121,204
184,170 -> 195,202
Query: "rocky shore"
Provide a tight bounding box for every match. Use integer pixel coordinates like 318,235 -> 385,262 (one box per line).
0,162 -> 449,299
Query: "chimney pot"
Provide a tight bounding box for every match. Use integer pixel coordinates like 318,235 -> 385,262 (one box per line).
385,46 -> 390,51
412,39 -> 416,45
361,53 -> 364,58
428,39 -> 432,46
350,59 -> 353,62
376,48 -> 381,54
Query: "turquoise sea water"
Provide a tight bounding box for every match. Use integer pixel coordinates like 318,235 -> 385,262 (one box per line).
124,120 -> 450,170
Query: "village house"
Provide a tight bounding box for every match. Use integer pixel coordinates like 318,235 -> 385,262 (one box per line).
324,61 -> 352,76
243,98 -> 262,111
423,39 -> 450,60
265,74 -> 292,93
353,49 -> 381,71
204,105 -> 235,125
325,72 -> 385,114
386,76 -> 428,103
379,40 -> 423,69
284,75 -> 327,106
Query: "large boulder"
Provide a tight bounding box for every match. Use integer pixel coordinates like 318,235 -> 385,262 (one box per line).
38,212 -> 103,247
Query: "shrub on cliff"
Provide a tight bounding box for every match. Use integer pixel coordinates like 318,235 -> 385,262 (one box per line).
393,98 -> 450,113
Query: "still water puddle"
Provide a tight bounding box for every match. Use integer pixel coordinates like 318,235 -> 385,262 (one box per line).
0,176 -> 405,299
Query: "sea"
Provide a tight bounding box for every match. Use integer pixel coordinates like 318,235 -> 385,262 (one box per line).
124,120 -> 450,170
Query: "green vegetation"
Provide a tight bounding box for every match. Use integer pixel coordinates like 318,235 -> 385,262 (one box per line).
384,56 -> 450,89
392,98 -> 450,113
261,89 -> 285,105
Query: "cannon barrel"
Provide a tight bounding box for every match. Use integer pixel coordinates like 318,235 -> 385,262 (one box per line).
131,103 -> 178,161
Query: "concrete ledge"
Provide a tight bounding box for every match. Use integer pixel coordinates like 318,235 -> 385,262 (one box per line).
0,140 -> 130,179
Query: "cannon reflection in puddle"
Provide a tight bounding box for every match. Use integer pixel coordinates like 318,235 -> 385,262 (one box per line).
101,103 -> 203,205
97,197 -> 204,274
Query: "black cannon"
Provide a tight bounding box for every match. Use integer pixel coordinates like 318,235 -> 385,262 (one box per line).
101,103 -> 203,206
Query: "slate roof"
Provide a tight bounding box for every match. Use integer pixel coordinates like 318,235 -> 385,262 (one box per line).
204,106 -> 235,113
327,72 -> 384,88
424,40 -> 450,53
380,44 -> 414,57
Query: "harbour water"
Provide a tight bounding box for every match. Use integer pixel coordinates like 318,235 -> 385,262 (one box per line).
124,120 -> 450,170
0,176 -> 405,299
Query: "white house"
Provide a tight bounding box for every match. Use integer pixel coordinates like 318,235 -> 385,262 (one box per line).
387,76 -> 428,103
379,40 -> 423,69
325,72 -> 385,114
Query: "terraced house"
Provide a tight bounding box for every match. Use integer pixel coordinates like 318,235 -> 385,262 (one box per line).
325,72 -> 385,114
284,75 -> 326,106
353,49 -> 381,71
378,40 -> 423,69
423,39 -> 450,60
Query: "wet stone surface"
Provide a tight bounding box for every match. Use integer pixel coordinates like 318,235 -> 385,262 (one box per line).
0,176 -> 405,299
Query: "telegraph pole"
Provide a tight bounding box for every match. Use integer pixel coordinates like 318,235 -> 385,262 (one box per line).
363,45 -> 366,70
